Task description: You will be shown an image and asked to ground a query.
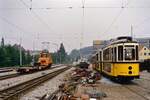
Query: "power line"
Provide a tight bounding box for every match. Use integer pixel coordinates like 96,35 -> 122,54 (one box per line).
0,16 -> 29,34
103,0 -> 131,34
1,6 -> 150,10
19,0 -> 29,8
18,0 -> 58,35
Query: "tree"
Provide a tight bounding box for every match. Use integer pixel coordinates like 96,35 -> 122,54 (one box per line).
0,46 -> 6,66
26,50 -> 32,65
51,52 -> 58,64
0,43 -> 32,67
69,49 -> 80,62
1,37 -> 4,47
58,43 -> 67,63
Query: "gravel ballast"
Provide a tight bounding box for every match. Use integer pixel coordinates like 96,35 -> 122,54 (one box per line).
19,67 -> 74,100
0,66 -> 66,90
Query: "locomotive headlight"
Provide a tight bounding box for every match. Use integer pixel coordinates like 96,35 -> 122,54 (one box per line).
128,66 -> 132,70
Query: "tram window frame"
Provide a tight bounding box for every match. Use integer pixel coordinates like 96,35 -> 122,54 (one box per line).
112,47 -> 117,62
103,48 -> 109,61
99,51 -> 102,62
124,46 -> 136,60
96,54 -> 99,61
118,46 -> 123,61
136,46 -> 138,60
109,48 -> 112,61
114,47 -> 117,61
111,48 -> 113,61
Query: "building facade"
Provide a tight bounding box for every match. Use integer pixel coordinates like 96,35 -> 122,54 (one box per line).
139,45 -> 150,61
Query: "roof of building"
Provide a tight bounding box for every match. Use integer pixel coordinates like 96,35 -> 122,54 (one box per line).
139,45 -> 150,51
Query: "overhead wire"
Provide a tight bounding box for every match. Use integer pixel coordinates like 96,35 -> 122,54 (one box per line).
20,0 -> 29,8
103,0 -> 131,35
18,0 -> 58,35
0,16 -> 29,34
1,0 -> 150,38
1,6 -> 150,10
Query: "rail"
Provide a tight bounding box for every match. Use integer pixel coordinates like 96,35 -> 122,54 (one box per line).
0,64 -> 63,81
0,66 -> 70,100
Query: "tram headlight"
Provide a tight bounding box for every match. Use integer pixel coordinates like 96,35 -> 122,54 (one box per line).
128,66 -> 132,70
129,71 -> 132,74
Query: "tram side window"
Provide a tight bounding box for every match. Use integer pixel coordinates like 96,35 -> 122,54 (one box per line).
103,49 -> 109,61
99,51 -> 102,62
118,46 -> 123,61
111,48 -> 114,61
96,54 -> 98,61
124,47 -> 135,60
112,47 -> 117,62
109,48 -> 112,61
136,46 -> 138,60
114,47 -> 117,61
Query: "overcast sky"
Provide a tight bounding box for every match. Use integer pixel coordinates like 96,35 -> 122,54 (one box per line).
0,0 -> 150,53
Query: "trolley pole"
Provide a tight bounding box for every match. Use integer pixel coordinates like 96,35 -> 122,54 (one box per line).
131,25 -> 133,39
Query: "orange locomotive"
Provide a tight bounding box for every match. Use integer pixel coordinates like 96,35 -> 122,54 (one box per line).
17,50 -> 53,73
36,50 -> 53,69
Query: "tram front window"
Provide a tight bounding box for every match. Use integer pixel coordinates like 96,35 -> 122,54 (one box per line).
124,47 -> 135,60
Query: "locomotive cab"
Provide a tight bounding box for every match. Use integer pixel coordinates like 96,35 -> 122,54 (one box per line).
38,51 -> 52,67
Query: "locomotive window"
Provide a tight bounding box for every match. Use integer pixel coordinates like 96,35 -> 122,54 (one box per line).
118,46 -> 123,61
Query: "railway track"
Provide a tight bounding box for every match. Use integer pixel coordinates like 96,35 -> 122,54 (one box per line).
122,84 -> 150,100
0,73 -> 19,80
0,69 -> 13,73
0,66 -> 70,100
0,65 -> 63,81
141,77 -> 150,82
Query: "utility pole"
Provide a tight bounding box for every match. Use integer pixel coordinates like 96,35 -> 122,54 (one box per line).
80,0 -> 85,61
19,37 -> 22,66
32,40 -> 35,66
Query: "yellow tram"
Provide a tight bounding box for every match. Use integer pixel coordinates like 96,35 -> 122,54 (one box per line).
93,37 -> 140,81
